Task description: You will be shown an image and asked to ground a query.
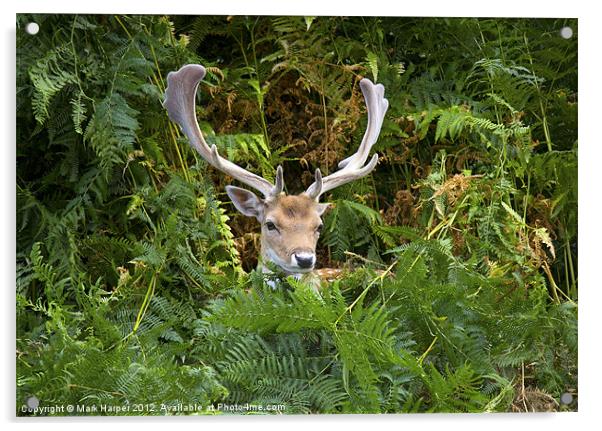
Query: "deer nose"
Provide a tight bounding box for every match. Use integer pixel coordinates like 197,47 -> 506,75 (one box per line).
293,252 -> 315,269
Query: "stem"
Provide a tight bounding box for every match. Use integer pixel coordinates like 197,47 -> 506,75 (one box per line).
541,261 -> 560,304
320,85 -> 329,174
334,259 -> 397,326
133,272 -> 157,333
523,33 -> 553,152
539,99 -> 553,152
168,122 -> 190,182
249,19 -> 271,151
563,246 -> 570,297
565,237 -> 577,298
419,336 -> 438,365
67,384 -> 126,398
523,171 -> 531,223
114,15 -> 190,179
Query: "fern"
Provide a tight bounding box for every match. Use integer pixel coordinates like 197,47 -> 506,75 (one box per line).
29,46 -> 77,124
323,199 -> 384,261
207,281 -> 400,408
84,93 -> 140,173
17,14 -> 577,415
434,106 -> 469,142
70,92 -> 88,134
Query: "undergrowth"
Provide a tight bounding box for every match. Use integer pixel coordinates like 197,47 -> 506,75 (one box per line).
16,15 -> 577,414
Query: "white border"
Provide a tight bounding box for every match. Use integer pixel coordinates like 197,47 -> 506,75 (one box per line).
9,0 -> 581,17
3,1 -> 600,430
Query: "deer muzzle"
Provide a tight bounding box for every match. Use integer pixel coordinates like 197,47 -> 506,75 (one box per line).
291,250 -> 316,270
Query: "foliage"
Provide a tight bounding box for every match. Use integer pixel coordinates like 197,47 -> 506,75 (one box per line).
17,15 -> 577,415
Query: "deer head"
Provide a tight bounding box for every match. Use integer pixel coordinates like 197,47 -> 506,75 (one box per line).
163,64 -> 388,276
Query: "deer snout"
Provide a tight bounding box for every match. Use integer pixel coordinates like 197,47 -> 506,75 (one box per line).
292,251 -> 316,269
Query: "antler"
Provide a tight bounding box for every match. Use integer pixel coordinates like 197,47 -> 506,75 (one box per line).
163,64 -> 283,198
305,78 -> 389,200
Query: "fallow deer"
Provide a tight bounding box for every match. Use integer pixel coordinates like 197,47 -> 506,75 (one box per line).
163,64 -> 388,284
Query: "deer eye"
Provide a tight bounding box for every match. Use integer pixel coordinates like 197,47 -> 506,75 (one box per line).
265,221 -> 278,231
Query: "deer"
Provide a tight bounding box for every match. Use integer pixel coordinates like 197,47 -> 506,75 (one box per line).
163,64 -> 388,287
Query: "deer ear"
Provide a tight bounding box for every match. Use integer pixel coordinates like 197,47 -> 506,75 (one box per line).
226,186 -> 264,220
316,202 -> 331,216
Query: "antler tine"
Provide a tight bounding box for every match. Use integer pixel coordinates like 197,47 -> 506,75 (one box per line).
305,77 -> 388,199
163,64 -> 278,198
273,165 -> 284,196
306,168 -> 323,200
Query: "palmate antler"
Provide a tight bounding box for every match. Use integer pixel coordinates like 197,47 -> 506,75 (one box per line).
305,78 -> 389,200
163,64 -> 283,198
163,64 -> 388,201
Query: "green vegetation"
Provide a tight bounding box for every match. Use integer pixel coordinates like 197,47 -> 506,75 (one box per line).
16,15 -> 577,414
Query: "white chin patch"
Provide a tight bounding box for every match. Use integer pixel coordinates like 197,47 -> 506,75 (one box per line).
266,249 -> 294,271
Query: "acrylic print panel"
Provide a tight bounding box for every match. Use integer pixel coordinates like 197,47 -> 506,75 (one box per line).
16,14 -> 577,416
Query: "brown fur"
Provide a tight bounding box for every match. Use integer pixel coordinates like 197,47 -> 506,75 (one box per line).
260,194 -> 323,273
266,194 -> 314,220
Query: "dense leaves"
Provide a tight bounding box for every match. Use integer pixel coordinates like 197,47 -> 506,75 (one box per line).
17,15 -> 577,415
